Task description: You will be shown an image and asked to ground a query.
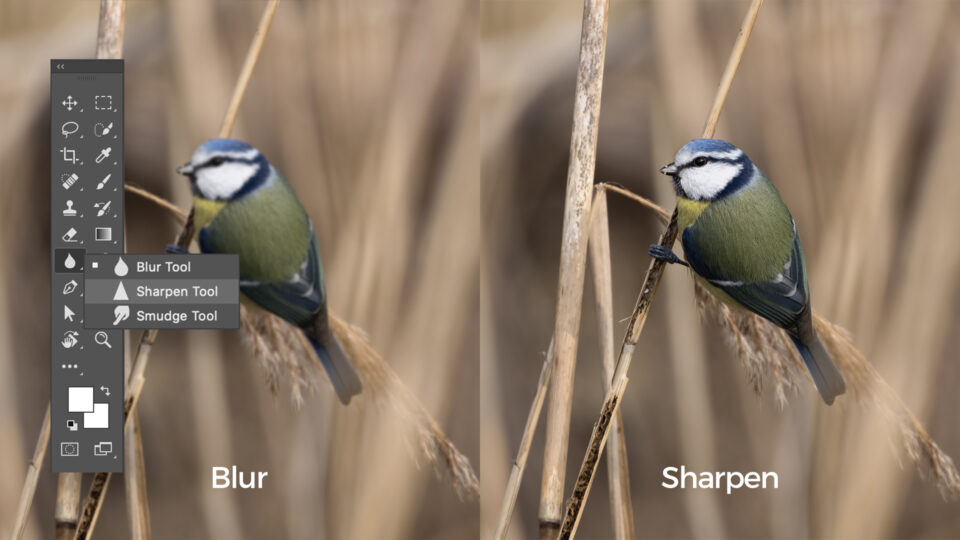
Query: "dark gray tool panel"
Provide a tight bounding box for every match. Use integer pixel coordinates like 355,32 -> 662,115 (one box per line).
51,59 -> 124,473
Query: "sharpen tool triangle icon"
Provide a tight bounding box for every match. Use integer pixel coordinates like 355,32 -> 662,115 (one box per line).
113,282 -> 128,301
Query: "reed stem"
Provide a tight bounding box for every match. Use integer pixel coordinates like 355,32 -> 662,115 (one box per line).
538,0 -> 610,536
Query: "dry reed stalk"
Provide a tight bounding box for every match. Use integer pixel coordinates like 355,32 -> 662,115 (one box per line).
586,189 -> 634,540
55,473 -> 82,540
186,331 -> 244,540
95,0 -> 125,59
97,4 -> 152,537
123,410 -> 150,540
494,340 -> 554,540
10,403 -> 50,540
557,2 -> 764,537
70,2 -> 280,537
538,0 -> 609,537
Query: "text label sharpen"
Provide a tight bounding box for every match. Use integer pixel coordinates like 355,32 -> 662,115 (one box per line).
661,466 -> 778,494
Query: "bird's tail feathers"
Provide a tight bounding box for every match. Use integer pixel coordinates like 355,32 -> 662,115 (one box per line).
790,334 -> 846,405
310,335 -> 363,405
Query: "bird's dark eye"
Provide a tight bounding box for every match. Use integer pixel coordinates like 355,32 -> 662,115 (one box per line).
693,156 -> 708,167
209,157 -> 225,166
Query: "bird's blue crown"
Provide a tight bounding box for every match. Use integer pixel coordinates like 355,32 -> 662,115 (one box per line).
182,138 -> 273,201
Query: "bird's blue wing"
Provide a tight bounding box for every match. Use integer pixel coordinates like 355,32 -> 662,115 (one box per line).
201,225 -> 325,328
240,232 -> 325,328
682,223 -> 808,330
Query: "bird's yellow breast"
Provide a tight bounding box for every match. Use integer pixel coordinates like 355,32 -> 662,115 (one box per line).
676,196 -> 711,231
193,197 -> 228,231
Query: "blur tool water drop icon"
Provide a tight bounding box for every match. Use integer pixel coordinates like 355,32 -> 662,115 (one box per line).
114,257 -> 128,277
64,253 -> 76,269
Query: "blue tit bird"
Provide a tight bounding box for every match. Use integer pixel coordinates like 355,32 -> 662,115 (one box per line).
650,139 -> 845,404
176,138 -> 362,404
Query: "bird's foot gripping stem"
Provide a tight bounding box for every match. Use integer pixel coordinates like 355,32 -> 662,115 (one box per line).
648,244 -> 689,267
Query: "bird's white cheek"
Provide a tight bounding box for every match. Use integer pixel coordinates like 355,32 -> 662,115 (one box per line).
195,163 -> 257,199
680,162 -> 742,200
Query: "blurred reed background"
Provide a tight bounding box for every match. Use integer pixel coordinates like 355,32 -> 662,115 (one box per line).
481,1 -> 960,539
0,1 -> 478,539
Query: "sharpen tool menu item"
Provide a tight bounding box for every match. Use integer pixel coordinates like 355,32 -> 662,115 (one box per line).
51,59 -> 124,472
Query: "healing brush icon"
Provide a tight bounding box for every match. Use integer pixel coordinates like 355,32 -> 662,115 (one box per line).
62,173 -> 79,190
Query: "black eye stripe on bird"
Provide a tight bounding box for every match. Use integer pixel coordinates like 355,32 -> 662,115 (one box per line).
676,156 -> 741,171
651,138 -> 846,405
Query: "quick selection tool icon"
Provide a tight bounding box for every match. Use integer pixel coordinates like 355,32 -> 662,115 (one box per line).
94,122 -> 113,137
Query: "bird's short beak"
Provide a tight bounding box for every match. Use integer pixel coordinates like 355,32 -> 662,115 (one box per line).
660,163 -> 678,176
177,162 -> 194,176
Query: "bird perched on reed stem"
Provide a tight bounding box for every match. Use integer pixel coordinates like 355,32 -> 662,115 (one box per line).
651,139 -> 845,404
174,138 -> 362,404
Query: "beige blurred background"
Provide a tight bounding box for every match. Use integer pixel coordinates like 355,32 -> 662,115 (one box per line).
1,1 -> 478,539
482,1 -> 960,539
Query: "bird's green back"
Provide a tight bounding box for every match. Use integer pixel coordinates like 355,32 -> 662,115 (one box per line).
682,173 -> 796,283
203,172 -> 312,283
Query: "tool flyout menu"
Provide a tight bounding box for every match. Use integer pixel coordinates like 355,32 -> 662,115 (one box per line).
51,60 -> 125,472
